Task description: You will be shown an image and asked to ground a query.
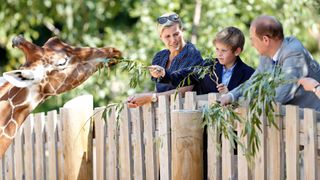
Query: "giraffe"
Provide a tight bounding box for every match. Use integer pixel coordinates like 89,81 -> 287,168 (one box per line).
0,35 -> 122,157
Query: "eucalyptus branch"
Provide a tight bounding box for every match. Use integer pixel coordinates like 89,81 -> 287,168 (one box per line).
239,65 -> 296,157
173,53 -> 219,99
202,102 -> 245,155
97,57 -> 149,88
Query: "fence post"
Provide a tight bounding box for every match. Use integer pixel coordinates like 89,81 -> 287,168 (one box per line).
61,95 -> 94,180
171,110 -> 203,180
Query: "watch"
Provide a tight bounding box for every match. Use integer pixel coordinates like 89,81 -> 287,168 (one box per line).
151,93 -> 158,102
313,84 -> 320,93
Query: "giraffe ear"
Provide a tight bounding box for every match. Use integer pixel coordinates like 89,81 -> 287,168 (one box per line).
3,70 -> 42,88
0,77 -> 7,86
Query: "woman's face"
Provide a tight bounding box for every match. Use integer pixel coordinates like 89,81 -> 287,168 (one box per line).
160,24 -> 185,53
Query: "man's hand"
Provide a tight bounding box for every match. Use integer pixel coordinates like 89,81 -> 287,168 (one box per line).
298,77 -> 319,92
127,93 -> 153,108
148,65 -> 165,78
219,93 -> 233,106
216,83 -> 229,94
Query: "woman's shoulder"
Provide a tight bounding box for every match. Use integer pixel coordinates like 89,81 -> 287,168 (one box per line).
184,42 -> 201,53
152,49 -> 169,64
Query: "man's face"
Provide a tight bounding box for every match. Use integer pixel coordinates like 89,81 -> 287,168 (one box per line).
249,27 -> 267,56
160,24 -> 184,53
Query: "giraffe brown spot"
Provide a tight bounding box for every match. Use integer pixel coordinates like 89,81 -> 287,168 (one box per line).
0,101 -> 12,126
13,105 -> 32,124
11,88 -> 29,106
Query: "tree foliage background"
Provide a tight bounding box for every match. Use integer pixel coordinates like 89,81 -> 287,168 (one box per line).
0,0 -> 319,112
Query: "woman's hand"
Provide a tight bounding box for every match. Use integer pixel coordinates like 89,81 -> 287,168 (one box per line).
148,65 -> 165,78
216,83 -> 229,94
127,93 -> 153,108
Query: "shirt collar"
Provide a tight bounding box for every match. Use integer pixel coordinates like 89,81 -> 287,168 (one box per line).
272,43 -> 283,62
223,62 -> 237,72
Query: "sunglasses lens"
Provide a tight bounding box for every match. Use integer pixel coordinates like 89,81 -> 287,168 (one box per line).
157,17 -> 168,24
157,14 -> 179,24
168,14 -> 179,21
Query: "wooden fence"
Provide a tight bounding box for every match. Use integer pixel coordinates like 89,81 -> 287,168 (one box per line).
0,93 -> 319,180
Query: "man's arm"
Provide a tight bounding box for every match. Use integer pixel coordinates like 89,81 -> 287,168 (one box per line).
275,53 -> 307,103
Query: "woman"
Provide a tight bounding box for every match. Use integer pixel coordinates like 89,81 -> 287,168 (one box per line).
127,12 -> 203,108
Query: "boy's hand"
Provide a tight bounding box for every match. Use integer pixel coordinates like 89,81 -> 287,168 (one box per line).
216,83 -> 229,94
148,65 -> 165,78
219,93 -> 232,105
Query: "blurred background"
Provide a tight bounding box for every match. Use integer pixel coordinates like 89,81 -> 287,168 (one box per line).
0,0 -> 319,112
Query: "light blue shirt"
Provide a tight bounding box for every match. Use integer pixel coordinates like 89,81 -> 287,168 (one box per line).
222,63 -> 237,86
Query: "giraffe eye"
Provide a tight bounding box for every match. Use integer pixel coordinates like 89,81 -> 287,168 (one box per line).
55,56 -> 70,67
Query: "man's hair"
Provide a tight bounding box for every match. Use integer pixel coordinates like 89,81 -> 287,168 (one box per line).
213,26 -> 245,51
251,15 -> 284,40
157,12 -> 183,35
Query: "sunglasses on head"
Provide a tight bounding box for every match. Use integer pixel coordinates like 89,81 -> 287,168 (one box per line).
157,14 -> 180,24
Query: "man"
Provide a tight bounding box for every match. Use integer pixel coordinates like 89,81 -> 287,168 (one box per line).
220,15 -> 320,111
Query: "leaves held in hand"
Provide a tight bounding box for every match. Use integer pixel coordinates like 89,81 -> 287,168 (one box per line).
202,66 -> 292,163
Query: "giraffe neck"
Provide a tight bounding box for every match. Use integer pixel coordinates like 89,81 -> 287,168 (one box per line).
0,82 -> 43,156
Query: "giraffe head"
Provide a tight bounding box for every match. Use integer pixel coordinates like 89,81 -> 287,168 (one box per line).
3,35 -> 122,99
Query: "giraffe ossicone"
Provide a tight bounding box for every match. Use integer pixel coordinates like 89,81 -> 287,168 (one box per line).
0,35 -> 122,157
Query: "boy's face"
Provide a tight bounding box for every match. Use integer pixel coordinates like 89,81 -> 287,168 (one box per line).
215,41 -> 239,69
160,24 -> 185,53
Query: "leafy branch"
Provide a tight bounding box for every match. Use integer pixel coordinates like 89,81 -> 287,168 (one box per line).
201,65 -> 294,163
173,53 -> 219,99
239,65 -> 295,156
97,57 -> 149,88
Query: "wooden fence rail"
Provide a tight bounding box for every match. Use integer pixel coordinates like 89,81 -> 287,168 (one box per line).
0,93 -> 319,180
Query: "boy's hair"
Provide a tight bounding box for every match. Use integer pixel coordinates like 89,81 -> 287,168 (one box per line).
251,15 -> 284,40
213,26 -> 245,52
157,12 -> 183,36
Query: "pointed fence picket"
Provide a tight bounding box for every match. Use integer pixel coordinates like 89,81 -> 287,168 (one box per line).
0,93 -> 319,180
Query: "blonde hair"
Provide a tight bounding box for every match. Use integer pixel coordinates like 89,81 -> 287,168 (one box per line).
157,12 -> 183,36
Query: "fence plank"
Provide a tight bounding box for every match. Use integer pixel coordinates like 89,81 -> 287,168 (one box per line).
61,95 -> 94,180
47,110 -> 58,180
107,107 -> 119,180
221,134 -> 236,180
119,105 -> 133,180
94,107 -> 106,180
158,95 -> 171,180
24,115 -> 35,180
34,113 -> 46,179
303,108 -> 318,180
0,158 -> 4,180
56,112 -> 63,180
4,143 -> 13,180
237,106 -> 251,180
143,104 -> 157,180
171,110 -> 203,180
254,115 -> 267,180
131,107 -> 145,180
14,124 -> 24,180
207,93 -> 221,180
268,104 -> 284,180
285,105 -> 300,180
184,92 -> 197,110
170,93 -> 182,110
